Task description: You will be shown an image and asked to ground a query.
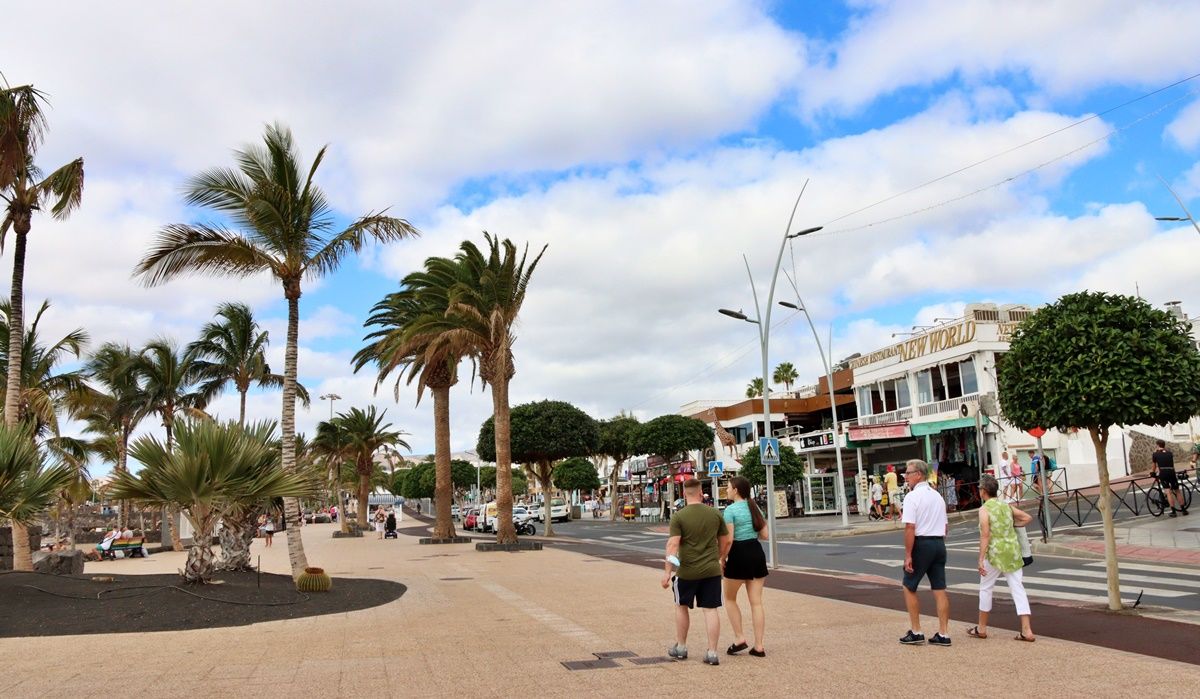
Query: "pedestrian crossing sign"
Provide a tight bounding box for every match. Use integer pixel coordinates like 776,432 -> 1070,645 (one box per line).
707,460 -> 724,477
760,437 -> 780,466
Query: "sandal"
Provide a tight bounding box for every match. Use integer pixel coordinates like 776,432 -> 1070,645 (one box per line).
749,648 -> 766,657
726,642 -> 748,655
1014,633 -> 1036,642
966,626 -> 987,639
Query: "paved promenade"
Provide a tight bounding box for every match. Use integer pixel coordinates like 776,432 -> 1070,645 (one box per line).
2,520 -> 1197,697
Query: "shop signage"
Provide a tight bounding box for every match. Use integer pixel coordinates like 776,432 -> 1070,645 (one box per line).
849,320 -> 978,369
794,430 -> 836,452
848,423 -> 911,441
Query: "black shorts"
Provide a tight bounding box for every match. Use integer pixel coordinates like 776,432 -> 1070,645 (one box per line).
724,539 -> 769,580
672,575 -> 722,609
1159,470 -> 1180,490
902,537 -> 947,592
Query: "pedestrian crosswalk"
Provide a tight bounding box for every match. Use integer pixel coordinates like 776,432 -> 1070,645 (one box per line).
599,531 -> 667,545
948,561 -> 1200,606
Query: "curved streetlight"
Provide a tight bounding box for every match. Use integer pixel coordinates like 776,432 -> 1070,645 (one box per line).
718,183 -> 822,569
779,298 -> 849,527
1153,174 -> 1200,236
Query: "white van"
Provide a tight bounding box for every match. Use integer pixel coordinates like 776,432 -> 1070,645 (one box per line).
537,497 -> 569,523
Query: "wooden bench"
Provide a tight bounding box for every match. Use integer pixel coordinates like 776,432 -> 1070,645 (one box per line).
96,537 -> 146,560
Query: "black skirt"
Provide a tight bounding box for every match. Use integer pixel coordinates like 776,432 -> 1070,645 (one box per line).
724,538 -> 768,580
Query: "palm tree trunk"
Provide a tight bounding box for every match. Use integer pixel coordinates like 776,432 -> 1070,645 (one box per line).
357,465 -> 371,533
238,389 -> 247,427
183,520 -> 216,584
432,384 -> 456,539
609,463 -> 620,522
492,377 -> 517,544
216,512 -> 255,571
5,227 -> 33,572
165,419 -> 184,552
281,292 -> 309,578
118,424 -> 130,530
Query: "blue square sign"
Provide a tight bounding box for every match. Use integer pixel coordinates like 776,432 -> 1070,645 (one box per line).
707,460 -> 724,477
759,437 -> 780,466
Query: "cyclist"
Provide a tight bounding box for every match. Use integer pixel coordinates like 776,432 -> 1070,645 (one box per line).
1152,440 -> 1189,518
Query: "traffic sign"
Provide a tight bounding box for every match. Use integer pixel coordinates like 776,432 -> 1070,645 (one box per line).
760,437 -> 780,466
707,460 -> 724,477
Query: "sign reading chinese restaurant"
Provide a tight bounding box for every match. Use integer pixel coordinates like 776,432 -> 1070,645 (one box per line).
794,430 -> 836,452
847,422 -> 912,442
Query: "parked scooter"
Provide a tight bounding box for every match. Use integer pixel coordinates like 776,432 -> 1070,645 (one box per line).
515,519 -> 536,536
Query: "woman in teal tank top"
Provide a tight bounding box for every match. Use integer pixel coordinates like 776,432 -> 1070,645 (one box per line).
720,476 -> 768,657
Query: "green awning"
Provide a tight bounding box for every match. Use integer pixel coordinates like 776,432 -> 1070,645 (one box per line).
909,416 -> 989,436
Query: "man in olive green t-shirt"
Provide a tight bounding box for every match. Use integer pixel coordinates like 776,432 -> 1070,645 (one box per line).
662,478 -> 732,665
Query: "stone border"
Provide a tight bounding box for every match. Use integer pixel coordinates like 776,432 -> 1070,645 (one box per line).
419,537 -> 472,545
475,541 -> 542,552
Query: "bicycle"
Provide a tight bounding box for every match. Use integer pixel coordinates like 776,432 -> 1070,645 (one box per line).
1147,472 -> 1193,517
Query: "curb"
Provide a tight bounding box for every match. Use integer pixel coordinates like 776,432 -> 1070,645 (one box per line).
1031,539 -> 1200,570
777,521 -> 904,541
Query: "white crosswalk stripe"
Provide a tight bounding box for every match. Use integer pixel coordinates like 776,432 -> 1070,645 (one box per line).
950,563 -> 1198,605
1083,561 -> 1200,577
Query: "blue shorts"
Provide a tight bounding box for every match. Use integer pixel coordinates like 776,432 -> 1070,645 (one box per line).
672,575 -> 722,609
902,537 -> 947,592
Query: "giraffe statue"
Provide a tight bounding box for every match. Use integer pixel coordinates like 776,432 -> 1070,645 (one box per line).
700,408 -> 739,459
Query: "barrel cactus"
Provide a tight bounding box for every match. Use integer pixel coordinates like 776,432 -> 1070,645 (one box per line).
296,566 -> 332,592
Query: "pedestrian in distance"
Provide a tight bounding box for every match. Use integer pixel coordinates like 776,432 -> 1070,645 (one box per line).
968,475 -> 1036,642
374,506 -> 387,539
661,478 -> 732,666
721,476 -> 769,657
1152,439 -> 1189,517
885,465 -> 900,520
259,513 -> 275,548
898,459 -> 951,646
870,476 -> 884,520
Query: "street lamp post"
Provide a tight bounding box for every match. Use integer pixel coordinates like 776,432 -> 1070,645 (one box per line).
718,191 -> 821,569
320,393 -> 341,514
1154,174 -> 1200,236
779,296 -> 850,527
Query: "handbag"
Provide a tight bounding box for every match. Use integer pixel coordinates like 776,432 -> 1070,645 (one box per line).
1015,525 -> 1033,567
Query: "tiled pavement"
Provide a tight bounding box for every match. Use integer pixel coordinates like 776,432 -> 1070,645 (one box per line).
1,521 -> 1198,698
1041,513 -> 1200,566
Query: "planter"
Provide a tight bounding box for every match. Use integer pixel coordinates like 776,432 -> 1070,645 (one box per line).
296,566 -> 333,593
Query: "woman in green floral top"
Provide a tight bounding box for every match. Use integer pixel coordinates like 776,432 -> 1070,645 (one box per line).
968,475 -> 1036,642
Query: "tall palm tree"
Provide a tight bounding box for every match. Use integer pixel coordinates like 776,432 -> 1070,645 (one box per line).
325,407 -> 410,533
312,418 -> 353,534
187,301 -> 309,426
133,123 -> 418,581
746,377 -> 765,399
354,257 -> 472,540
108,419 -> 314,583
773,362 -> 799,393
137,338 -> 210,551
80,343 -> 149,529
0,81 -> 84,571
444,233 -> 545,545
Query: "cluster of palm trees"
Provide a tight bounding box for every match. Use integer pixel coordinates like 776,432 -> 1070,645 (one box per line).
312,406 -> 410,536
745,362 -> 800,398
354,234 -> 546,545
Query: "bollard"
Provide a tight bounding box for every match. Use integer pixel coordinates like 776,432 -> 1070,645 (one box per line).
257,555 -> 261,588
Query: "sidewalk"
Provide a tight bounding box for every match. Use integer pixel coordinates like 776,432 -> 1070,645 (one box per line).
1,521 -> 1197,697
1034,513 -> 1200,567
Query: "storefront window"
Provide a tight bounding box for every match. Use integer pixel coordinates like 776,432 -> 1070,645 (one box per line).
857,386 -> 873,417
960,358 -> 978,395
916,370 -> 933,404
944,362 -> 962,399
871,385 -> 885,414
931,366 -> 947,401
895,377 -> 911,408
881,380 -> 895,412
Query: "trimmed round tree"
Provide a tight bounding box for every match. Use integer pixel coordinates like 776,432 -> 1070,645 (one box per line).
739,444 -> 805,489
633,415 -> 714,511
597,414 -> 640,520
478,400 -> 599,536
553,457 -> 602,502
999,291 -> 1200,610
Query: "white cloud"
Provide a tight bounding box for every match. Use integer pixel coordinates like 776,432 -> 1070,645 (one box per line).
799,0 -> 1200,116
1165,99 -> 1200,150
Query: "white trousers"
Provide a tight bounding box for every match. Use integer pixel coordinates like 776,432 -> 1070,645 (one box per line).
978,559 -> 1030,616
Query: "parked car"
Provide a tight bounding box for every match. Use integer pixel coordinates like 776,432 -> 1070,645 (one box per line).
536,498 -> 570,523
527,503 -> 542,521
480,502 -> 499,532
451,504 -> 461,520
463,508 -> 478,530
512,506 -> 533,524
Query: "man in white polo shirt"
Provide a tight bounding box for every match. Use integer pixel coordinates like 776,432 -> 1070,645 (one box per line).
898,458 -> 951,646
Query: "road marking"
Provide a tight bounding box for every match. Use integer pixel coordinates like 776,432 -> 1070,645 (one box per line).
480,581 -> 606,646
864,558 -> 974,573
1084,561 -> 1200,577
949,583 -> 1132,605
601,536 -> 631,542
1041,568 -> 1200,589
1018,577 -> 1190,598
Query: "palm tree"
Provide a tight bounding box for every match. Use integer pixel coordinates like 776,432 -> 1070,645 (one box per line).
324,407 -> 410,533
108,419 -> 314,583
137,338 -> 210,551
773,362 -> 799,393
444,233 -> 545,544
312,419 -> 353,535
0,424 -> 73,563
354,256 -> 472,540
746,377 -> 765,399
187,301 -> 309,426
80,343 -> 149,529
0,300 -> 89,438
0,82 -> 84,571
133,123 -> 418,581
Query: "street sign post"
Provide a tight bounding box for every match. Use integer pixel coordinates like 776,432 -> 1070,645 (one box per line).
1028,427 -> 1050,542
707,460 -> 725,477
760,437 -> 780,466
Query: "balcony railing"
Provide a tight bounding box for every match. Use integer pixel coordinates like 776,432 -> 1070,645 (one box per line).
859,407 -> 913,426
915,392 -> 990,417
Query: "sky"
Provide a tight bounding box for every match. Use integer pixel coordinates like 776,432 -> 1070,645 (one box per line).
5,0 -> 1200,474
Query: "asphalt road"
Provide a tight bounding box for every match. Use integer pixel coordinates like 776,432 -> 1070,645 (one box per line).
545,517 -> 1200,613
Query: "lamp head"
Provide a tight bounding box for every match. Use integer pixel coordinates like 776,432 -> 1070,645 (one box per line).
718,308 -> 750,321
1156,216 -> 1186,221
786,225 -> 824,239
778,301 -> 801,310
